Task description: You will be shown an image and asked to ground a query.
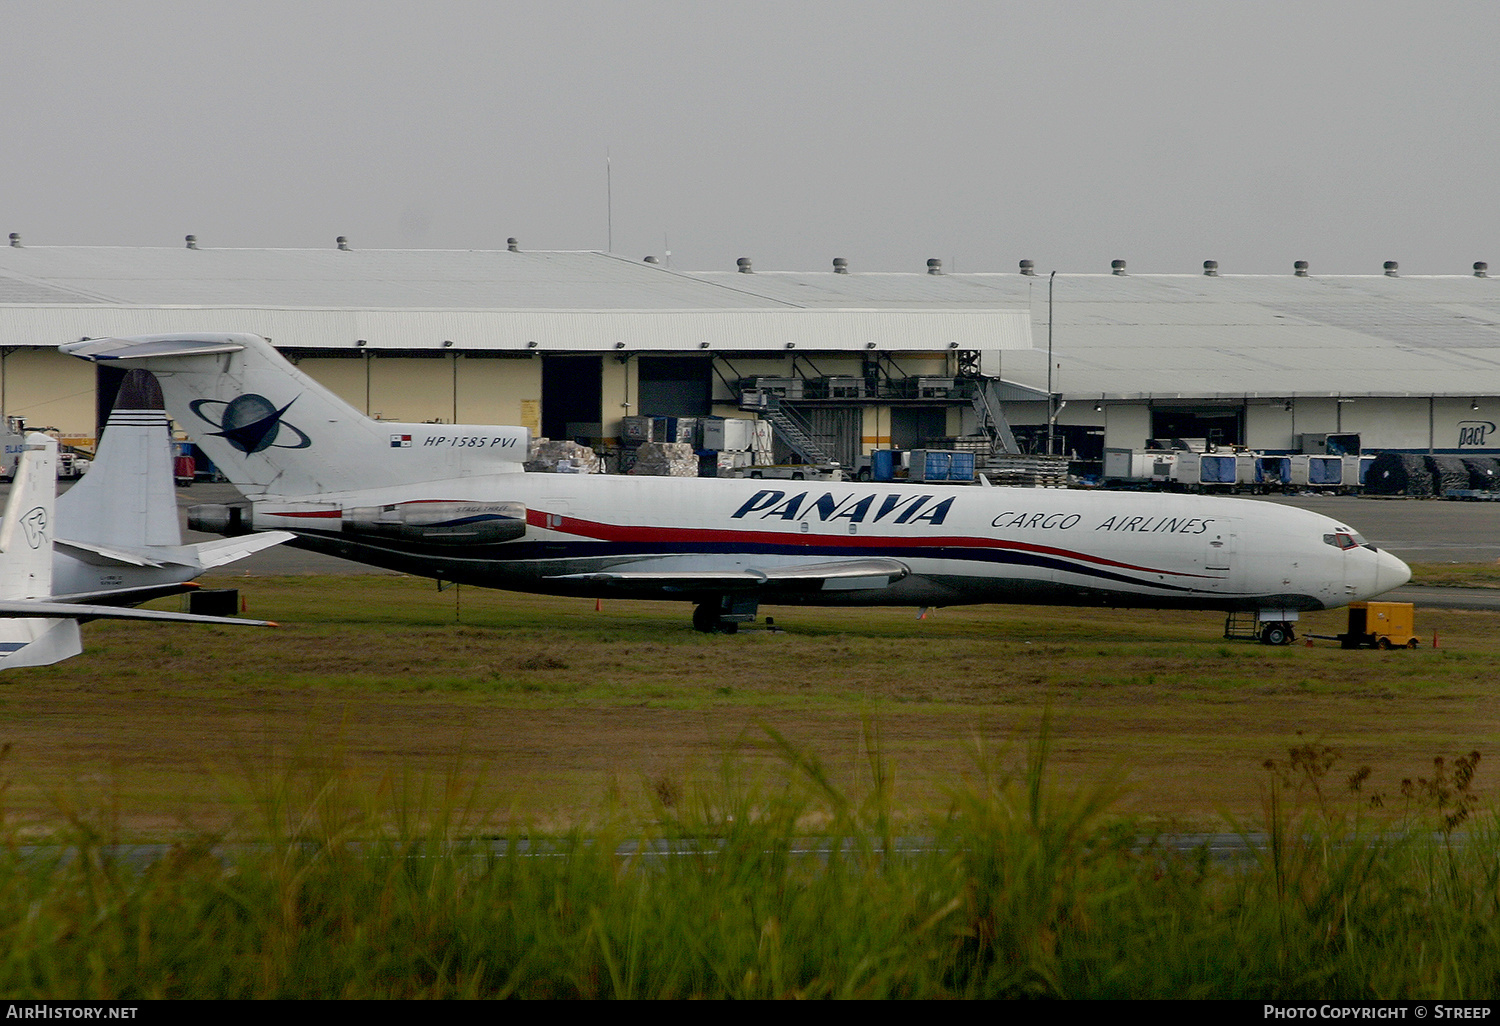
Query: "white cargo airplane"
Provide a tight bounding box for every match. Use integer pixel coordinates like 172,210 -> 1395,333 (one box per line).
52,369 -> 292,599
62,333 -> 1411,643
0,432 -> 276,669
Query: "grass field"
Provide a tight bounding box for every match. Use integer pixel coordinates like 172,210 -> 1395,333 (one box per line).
2,568 -> 1496,836
5,569 -> 1500,998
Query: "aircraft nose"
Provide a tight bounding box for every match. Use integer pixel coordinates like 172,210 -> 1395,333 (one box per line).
1373,548 -> 1411,596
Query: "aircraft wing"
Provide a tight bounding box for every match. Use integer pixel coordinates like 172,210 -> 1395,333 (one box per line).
551,557 -> 910,593
0,599 -> 275,627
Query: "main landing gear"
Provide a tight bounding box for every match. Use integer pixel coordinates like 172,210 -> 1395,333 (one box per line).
692,594 -> 760,634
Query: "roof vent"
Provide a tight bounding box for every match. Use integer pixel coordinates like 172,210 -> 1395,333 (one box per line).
833,257 -> 848,274
336,236 -> 350,251
185,235 -> 198,250
1383,260 -> 1399,277
643,255 -> 658,264
1111,259 -> 1127,275
1475,262 -> 1489,278
737,257 -> 753,273
507,237 -> 519,252
1019,259 -> 1035,276
926,258 -> 942,275
1294,260 -> 1309,277
7,233 -> 19,248
1203,260 -> 1219,276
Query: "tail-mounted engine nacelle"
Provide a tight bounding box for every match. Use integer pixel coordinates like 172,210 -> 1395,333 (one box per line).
188,503 -> 253,536
342,501 -> 528,545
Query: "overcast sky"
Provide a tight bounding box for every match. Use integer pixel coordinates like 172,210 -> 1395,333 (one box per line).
5,1 -> 1495,275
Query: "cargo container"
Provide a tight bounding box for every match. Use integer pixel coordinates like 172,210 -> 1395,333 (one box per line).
699,417 -> 755,452
1255,455 -> 1291,490
908,449 -> 975,483
1290,454 -> 1345,488
1299,432 -> 1361,456
1103,448 -> 1177,486
1172,452 -> 1239,489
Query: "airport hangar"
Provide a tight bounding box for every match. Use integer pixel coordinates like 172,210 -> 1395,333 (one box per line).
0,237 -> 1496,471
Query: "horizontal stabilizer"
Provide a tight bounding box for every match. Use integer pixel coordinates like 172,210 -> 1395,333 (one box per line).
188,531 -> 296,570
551,557 -> 909,593
61,335 -> 247,361
54,539 -> 169,568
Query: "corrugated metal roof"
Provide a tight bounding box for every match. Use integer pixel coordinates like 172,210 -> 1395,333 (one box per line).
3,247 -> 1499,394
987,273 -> 1500,399
0,246 -> 1031,353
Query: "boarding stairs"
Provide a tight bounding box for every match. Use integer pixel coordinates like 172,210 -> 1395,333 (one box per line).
760,394 -> 838,466
966,377 -> 1021,455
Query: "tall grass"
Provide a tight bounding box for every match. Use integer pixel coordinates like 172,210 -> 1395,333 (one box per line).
1,730 -> 1498,998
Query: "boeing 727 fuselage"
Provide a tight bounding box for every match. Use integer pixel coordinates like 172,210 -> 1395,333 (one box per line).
62,333 -> 1411,640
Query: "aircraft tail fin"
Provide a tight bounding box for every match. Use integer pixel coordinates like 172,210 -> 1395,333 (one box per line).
56,369 -> 182,550
62,334 -> 530,498
0,434 -> 81,667
0,433 -> 58,601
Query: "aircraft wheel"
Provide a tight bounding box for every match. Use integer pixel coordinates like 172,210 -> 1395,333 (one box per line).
1262,624 -> 1292,646
692,603 -> 720,634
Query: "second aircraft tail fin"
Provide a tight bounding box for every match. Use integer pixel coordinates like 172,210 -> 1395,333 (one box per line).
56,369 -> 182,550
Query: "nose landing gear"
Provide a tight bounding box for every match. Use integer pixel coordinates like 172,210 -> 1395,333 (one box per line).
1260,622 -> 1295,646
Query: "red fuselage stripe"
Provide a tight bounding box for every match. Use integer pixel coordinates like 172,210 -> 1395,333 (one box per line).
524,508 -> 1213,579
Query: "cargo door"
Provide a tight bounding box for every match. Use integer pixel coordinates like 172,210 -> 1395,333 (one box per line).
1202,520 -> 1239,590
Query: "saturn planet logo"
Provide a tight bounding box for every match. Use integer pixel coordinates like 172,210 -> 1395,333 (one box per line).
190,394 -> 313,454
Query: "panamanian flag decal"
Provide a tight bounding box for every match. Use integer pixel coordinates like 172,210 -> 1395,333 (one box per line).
391,434 -> 412,448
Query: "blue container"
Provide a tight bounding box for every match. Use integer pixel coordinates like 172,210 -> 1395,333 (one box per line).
1201,455 -> 1236,484
1309,456 -> 1343,485
949,452 -> 976,481
920,451 -> 952,481
1256,456 -> 1290,485
872,449 -> 896,482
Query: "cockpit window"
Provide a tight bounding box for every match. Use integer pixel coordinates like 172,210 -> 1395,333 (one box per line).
1323,532 -> 1362,550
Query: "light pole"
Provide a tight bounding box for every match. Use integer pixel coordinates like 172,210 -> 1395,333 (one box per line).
1046,270 -> 1056,456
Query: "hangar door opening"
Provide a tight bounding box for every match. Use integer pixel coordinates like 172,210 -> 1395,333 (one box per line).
890,407 -> 947,450
637,356 -> 713,417
542,355 -> 603,442
1150,407 -> 1244,448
